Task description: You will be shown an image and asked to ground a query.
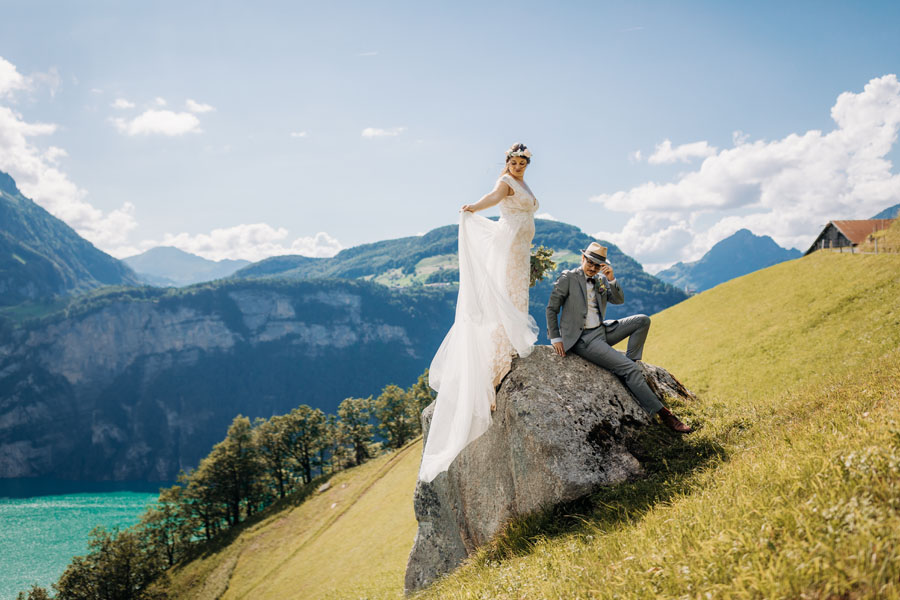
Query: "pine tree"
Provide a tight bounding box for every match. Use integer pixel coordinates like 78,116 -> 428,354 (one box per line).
255,415 -> 294,498
337,397 -> 375,466
375,384 -> 417,448
284,406 -> 327,484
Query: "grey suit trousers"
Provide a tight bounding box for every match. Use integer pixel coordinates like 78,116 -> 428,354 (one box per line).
571,314 -> 664,416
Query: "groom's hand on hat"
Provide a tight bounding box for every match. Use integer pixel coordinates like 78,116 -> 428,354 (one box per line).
600,264 -> 614,280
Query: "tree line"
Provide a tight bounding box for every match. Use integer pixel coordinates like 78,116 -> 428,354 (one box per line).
17,370 -> 436,600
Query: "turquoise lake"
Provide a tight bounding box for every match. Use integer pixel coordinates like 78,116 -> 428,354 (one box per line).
0,480 -> 167,600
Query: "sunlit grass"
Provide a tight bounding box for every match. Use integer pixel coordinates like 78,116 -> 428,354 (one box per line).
417,350 -> 900,599
161,440 -> 421,600
411,253 -> 900,599
163,252 -> 900,599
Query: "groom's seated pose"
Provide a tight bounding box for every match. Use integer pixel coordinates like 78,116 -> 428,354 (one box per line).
546,242 -> 692,433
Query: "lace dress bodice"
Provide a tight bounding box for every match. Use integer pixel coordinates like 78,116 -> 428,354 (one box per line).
499,174 -> 539,218
491,174 -> 539,386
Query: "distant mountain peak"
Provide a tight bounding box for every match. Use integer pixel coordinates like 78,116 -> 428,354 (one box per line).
656,228 -> 800,293
0,170 -> 22,196
871,203 -> 900,220
123,246 -> 250,286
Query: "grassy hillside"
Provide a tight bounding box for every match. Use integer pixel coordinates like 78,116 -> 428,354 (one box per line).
162,252 -> 900,599
644,252 -> 900,399
418,252 -> 900,598
161,439 -> 422,600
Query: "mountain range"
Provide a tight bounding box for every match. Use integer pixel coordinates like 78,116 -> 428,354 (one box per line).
0,171 -> 687,481
5,167 -> 899,482
655,228 -> 801,293
123,246 -> 250,286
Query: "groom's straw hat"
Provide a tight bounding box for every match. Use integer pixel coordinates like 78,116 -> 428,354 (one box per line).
581,242 -> 609,265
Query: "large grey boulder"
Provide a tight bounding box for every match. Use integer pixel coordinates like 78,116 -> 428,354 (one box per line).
404,345 -> 696,593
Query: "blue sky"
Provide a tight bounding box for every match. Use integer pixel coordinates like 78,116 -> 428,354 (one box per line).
1,1 -> 899,271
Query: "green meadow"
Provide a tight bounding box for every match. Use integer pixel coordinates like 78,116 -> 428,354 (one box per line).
160,252 -> 900,599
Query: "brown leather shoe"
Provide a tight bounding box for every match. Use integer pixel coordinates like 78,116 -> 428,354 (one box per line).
658,407 -> 693,434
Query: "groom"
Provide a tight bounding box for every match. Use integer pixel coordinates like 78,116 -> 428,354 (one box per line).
546,242 -> 692,433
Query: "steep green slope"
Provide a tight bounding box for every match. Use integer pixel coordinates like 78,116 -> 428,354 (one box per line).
161,439 -> 422,600
418,254 -> 900,598
161,253 -> 900,599
0,170 -> 140,307
644,252 -> 900,398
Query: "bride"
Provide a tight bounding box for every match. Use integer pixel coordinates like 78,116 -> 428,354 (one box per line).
418,143 -> 540,482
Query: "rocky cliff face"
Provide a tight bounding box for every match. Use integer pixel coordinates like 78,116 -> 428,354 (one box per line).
0,280 -> 455,480
404,347 -> 696,592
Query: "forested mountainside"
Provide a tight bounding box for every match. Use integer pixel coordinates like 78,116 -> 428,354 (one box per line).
0,279 -> 455,480
0,170 -> 140,307
236,219 -> 690,326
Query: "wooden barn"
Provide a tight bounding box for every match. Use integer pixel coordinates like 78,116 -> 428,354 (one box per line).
804,219 -> 895,255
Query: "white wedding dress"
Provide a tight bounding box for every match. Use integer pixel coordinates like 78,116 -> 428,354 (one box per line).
418,174 -> 540,482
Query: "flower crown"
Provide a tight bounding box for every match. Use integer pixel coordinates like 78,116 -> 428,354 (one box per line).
506,147 -> 532,159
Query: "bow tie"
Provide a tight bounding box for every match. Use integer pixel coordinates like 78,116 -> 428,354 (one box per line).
586,277 -> 596,285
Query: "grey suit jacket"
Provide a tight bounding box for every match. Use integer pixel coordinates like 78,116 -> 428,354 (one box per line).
546,267 -> 625,351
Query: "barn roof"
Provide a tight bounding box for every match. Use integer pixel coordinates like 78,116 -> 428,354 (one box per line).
831,219 -> 895,244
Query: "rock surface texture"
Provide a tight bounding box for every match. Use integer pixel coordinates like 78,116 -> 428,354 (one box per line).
404,346 -> 696,592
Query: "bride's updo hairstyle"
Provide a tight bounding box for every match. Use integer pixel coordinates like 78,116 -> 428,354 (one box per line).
503,142 -> 532,175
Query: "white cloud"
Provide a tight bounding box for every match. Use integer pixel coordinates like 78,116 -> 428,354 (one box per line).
0,57 -> 29,97
30,67 -> 61,97
628,150 -> 642,163
593,74 -> 900,268
0,107 -> 138,249
111,98 -> 135,109
154,97 -> 167,106
361,126 -> 406,138
647,139 -> 718,164
112,109 -> 202,136
186,98 -> 215,113
0,56 -> 137,249
290,131 -> 308,138
121,224 -> 343,262
1,59 -> 62,99
43,146 -> 68,163
535,212 -> 558,221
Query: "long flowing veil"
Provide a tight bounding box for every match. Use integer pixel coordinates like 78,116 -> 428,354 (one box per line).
418,211 -> 538,482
